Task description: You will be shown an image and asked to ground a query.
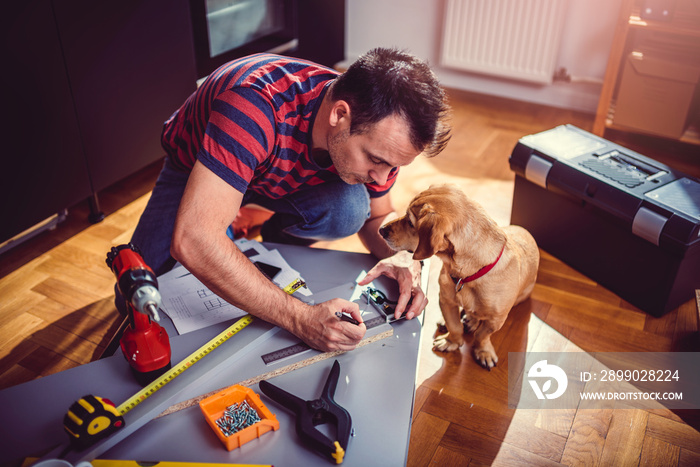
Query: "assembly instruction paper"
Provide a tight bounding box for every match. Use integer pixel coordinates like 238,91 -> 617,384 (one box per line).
158,239 -> 311,334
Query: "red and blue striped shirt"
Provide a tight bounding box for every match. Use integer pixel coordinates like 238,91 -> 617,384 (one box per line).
161,54 -> 397,199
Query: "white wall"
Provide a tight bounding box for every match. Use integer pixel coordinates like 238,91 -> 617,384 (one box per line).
345,0 -> 623,113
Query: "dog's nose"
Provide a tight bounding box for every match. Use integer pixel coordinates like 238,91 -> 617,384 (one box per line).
379,225 -> 389,239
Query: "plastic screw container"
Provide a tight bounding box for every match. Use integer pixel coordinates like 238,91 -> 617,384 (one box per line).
199,384 -> 279,451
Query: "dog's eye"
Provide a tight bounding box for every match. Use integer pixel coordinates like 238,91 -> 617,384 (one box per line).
406,218 -> 414,228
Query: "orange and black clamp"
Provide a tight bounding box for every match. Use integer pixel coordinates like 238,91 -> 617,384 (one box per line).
259,360 -> 352,464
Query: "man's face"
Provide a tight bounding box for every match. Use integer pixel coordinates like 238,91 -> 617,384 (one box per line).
327,114 -> 421,186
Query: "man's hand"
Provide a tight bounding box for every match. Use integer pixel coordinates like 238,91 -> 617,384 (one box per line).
294,298 -> 366,352
358,251 -> 427,320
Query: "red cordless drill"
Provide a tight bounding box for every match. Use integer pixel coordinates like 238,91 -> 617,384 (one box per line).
106,243 -> 171,386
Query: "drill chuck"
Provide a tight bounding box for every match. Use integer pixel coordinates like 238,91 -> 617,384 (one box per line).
130,284 -> 162,321
107,243 -> 162,320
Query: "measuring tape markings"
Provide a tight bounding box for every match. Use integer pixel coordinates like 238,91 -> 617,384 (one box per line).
117,314 -> 254,415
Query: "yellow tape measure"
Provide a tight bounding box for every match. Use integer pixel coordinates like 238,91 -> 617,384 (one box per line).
117,314 -> 254,414
283,278 -> 306,295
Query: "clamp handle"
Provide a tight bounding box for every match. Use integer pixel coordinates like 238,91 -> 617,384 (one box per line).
258,379 -> 306,414
318,360 -> 352,451
259,360 -> 352,464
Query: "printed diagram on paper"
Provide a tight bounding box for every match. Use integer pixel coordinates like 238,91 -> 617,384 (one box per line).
158,239 -> 311,334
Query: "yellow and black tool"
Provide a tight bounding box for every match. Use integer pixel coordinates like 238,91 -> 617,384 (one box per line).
63,395 -> 125,450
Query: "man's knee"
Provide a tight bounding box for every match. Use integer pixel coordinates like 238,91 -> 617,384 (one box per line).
258,182 -> 371,243
315,183 -> 370,238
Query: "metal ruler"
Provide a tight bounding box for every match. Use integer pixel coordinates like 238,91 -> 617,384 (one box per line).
261,315 -> 387,365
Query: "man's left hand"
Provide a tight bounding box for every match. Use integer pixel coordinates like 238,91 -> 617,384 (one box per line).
358,251 -> 427,320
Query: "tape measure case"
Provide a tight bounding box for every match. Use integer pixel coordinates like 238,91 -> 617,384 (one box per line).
200,385 -> 279,451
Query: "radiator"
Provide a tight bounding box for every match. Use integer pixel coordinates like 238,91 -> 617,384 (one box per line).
441,0 -> 568,84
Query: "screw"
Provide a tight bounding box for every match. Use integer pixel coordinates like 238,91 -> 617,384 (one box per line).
215,400 -> 262,437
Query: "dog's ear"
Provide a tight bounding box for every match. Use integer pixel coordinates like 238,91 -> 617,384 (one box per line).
413,204 -> 448,260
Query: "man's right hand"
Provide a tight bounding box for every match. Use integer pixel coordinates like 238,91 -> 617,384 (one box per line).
294,298 -> 366,352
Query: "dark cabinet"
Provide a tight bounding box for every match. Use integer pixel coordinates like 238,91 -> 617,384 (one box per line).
295,0 -> 346,69
1,2 -> 92,244
1,0 -> 197,246
52,0 -> 197,192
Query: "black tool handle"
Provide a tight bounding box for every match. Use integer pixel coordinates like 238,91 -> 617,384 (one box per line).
321,360 -> 352,450
260,361 -> 353,463
321,360 -> 340,399
259,379 -> 307,413
259,378 -> 339,458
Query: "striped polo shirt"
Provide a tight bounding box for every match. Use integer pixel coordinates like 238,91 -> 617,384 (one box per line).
161,54 -> 397,199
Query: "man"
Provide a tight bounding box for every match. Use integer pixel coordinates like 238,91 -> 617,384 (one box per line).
130,47 -> 451,352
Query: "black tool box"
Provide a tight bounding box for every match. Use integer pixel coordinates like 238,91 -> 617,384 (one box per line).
509,125 -> 700,316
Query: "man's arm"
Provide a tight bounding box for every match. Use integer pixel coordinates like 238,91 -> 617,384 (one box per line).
170,161 -> 365,351
357,193 -> 428,319
357,193 -> 397,260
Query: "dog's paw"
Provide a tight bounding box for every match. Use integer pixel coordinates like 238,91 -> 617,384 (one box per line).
462,314 -> 479,334
435,321 -> 448,334
473,348 -> 498,370
433,335 -> 462,352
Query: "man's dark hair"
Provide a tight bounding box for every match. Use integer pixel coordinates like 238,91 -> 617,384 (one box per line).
330,47 -> 451,158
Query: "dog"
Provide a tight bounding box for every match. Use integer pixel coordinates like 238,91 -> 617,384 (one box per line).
379,184 -> 539,369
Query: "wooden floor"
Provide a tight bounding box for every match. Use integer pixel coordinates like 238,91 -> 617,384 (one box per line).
1,89 -> 699,465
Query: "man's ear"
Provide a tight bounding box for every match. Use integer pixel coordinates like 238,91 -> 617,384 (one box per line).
412,205 -> 446,260
329,100 -> 351,128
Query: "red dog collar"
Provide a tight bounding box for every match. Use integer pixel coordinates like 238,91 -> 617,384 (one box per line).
453,245 -> 505,292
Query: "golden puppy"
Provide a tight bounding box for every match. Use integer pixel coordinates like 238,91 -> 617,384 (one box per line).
380,184 -> 539,369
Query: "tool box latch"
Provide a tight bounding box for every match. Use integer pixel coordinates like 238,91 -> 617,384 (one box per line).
525,155 -> 553,189
632,206 -> 668,246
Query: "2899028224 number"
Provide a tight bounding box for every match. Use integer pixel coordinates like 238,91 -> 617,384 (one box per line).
599,369 -> 679,382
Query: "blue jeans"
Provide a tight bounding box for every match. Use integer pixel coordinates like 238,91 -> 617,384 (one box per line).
130,157 -> 371,277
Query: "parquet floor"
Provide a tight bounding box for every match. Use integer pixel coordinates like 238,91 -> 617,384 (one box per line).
1,89 -> 699,466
